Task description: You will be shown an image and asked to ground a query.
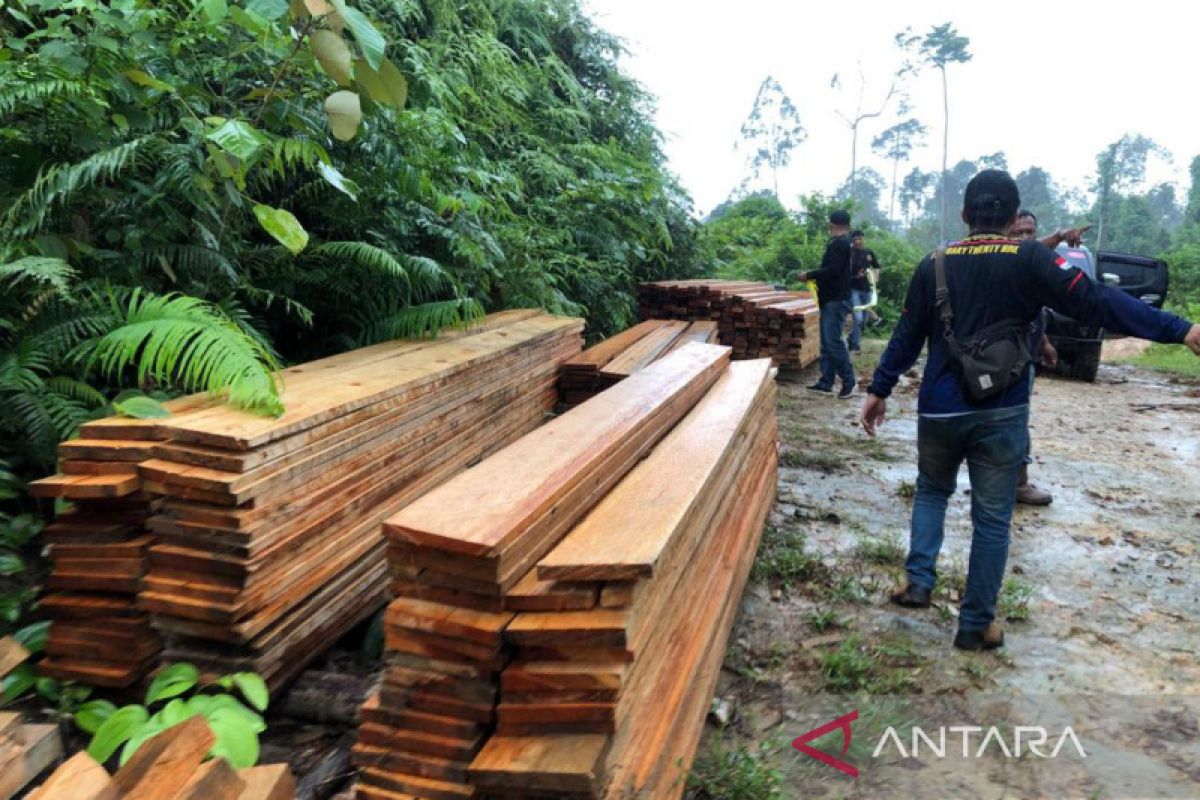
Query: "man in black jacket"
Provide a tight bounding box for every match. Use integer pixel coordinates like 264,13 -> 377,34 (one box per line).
861,170 -> 1200,651
797,209 -> 857,399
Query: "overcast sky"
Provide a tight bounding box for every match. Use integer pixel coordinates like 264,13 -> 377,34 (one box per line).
583,0 -> 1199,219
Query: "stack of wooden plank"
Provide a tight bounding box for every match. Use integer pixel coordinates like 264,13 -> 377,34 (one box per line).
1,637 -> 64,799
557,320 -> 719,407
134,312 -> 582,690
352,344 -> 734,800
28,431 -> 177,687
27,716 -> 294,800
28,310 -> 583,692
637,280 -> 819,368
470,359 -> 778,798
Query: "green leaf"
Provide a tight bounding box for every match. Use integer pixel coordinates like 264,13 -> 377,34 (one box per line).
352,59 -> 390,105
205,695 -> 266,732
76,699 -> 119,734
0,552 -> 24,576
88,704 -> 149,763
36,677 -> 62,702
3,513 -> 43,546
118,720 -> 166,766
145,663 -> 199,705
14,621 -> 50,654
161,698 -> 200,727
206,119 -> 269,164
231,673 -> 269,712
331,0 -> 384,69
325,90 -> 361,141
378,58 -> 408,108
229,6 -> 268,34
316,161 -> 357,199
311,30 -> 353,87
202,0 -> 229,24
122,69 -> 174,92
206,707 -> 260,769
253,205 -> 309,254
246,0 -> 289,18
1,663 -> 36,705
113,396 -> 171,419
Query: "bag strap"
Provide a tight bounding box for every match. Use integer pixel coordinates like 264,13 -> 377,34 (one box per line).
933,248 -> 954,332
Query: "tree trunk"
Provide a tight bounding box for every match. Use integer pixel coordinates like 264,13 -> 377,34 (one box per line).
849,124 -> 859,204
889,157 -> 899,230
940,66 -> 949,244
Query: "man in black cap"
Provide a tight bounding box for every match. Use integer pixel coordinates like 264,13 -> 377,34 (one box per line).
797,209 -> 858,399
861,169 -> 1200,651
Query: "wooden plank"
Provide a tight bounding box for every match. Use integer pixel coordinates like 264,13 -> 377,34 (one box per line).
386,343 -> 730,559
157,316 -> 581,450
235,764 -> 295,800
561,320 -> 664,370
111,716 -> 214,797
539,359 -> 773,581
0,636 -> 29,678
0,724 -> 64,800
23,751 -> 113,800
27,473 -> 140,499
468,733 -> 609,796
176,759 -> 245,800
505,571 -> 597,612
599,321 -> 687,378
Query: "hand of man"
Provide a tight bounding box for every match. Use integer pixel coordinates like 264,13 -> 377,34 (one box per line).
861,393 -> 886,437
1185,323 -> 1200,356
1062,224 -> 1092,247
1041,337 -> 1059,368
796,271 -> 809,282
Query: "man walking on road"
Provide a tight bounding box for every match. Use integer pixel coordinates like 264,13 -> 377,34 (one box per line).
860,170 -> 1200,651
797,209 -> 857,400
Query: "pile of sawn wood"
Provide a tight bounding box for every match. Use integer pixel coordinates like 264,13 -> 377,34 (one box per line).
637,279 -> 820,369
354,342 -> 778,799
29,311 -> 583,691
556,319 -> 718,407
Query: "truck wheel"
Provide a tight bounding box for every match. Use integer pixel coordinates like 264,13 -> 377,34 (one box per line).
1070,343 -> 1102,382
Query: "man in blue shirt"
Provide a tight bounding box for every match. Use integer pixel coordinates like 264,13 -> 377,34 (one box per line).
860,170 -> 1200,651
797,210 -> 857,399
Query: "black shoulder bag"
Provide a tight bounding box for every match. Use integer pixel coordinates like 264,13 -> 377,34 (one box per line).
934,248 -> 1034,403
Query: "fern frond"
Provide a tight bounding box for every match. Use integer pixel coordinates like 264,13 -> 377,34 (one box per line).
0,78 -> 95,116
237,286 -> 315,327
142,245 -> 239,285
353,297 -> 483,346
44,376 -> 107,408
311,241 -> 451,299
0,257 -> 77,297
73,289 -> 284,416
267,138 -> 331,179
4,137 -> 157,238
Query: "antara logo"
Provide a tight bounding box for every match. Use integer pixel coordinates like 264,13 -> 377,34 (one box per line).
791,710 -> 1087,777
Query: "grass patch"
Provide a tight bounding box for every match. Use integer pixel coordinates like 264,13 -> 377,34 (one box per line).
1122,342 -> 1200,378
807,608 -> 843,632
819,636 -> 922,694
853,534 -> 907,568
687,741 -> 783,800
752,524 -> 827,587
779,448 -> 847,472
998,577 -> 1035,622
896,479 -> 916,499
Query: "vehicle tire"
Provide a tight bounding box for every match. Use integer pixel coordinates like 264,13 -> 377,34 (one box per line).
1070,342 -> 1102,382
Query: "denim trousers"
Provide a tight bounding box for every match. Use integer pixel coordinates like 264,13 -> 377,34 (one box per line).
848,288 -> 871,351
905,405 -> 1029,632
818,301 -> 856,388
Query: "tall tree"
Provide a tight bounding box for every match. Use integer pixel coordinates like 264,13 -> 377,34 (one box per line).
831,61 -> 906,203
872,118 -> 928,225
737,76 -> 807,199
834,167 -> 888,227
899,167 -> 938,228
1015,166 -> 1069,229
898,23 -> 972,243
1092,134 -> 1171,249
1185,155 -> 1200,226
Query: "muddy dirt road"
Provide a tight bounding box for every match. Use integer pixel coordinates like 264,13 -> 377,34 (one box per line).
696,342 -> 1200,799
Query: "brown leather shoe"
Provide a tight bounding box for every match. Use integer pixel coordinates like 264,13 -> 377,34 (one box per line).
1016,481 -> 1053,506
954,622 -> 1005,651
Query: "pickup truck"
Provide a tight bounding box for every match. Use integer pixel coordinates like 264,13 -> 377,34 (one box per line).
1041,245 -> 1170,382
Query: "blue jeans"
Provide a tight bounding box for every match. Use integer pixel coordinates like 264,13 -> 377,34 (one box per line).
818,301 -> 856,388
848,289 -> 871,351
905,406 -> 1028,632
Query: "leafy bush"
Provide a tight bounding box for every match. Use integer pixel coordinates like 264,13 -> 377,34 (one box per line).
78,663 -> 269,770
